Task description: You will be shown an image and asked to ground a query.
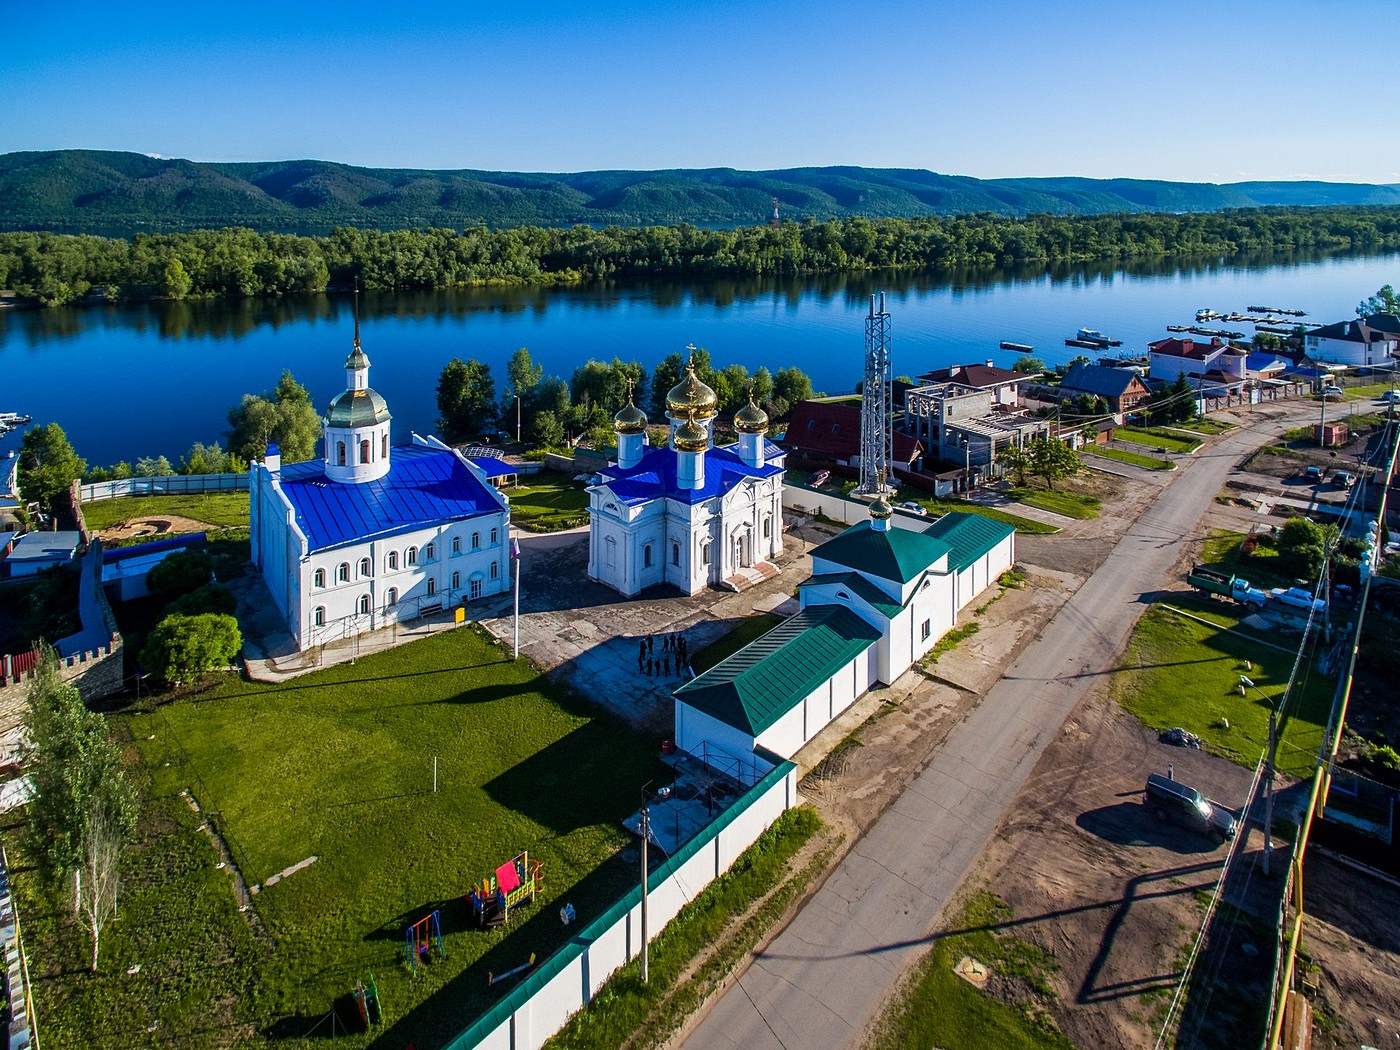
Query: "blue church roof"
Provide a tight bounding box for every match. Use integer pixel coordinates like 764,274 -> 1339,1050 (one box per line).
275,441 -> 503,553
597,443 -> 782,506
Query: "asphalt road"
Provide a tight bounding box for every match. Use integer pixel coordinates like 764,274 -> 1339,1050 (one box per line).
680,411 -> 1310,1050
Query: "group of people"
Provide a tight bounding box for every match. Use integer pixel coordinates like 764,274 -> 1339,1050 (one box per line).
637,630 -> 691,679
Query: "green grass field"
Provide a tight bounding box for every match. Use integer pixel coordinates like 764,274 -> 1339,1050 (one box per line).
80,492 -> 250,531
1116,426 -> 1203,455
1113,604 -> 1330,779
1085,447 -> 1175,471
1172,418 -> 1236,435
15,627 -> 664,1049
1002,486 -> 1101,519
507,471 -> 590,531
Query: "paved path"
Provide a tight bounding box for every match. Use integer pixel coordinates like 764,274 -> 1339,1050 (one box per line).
680,408 -> 1313,1050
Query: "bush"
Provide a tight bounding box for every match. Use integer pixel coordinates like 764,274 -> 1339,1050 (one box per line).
165,583 -> 237,618
140,613 -> 241,684
145,549 -> 214,602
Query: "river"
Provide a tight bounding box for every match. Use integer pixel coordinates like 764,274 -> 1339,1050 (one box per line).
1,249 -> 1396,466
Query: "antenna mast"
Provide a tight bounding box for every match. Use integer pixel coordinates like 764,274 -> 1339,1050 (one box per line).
857,292 -> 893,497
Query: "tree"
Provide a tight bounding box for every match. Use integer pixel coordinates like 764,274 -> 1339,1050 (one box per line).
226,369 -> 321,463
161,257 -> 191,300
140,613 -> 242,685
165,582 -> 238,618
133,455 -> 175,477
180,440 -> 241,475
503,346 -> 544,438
1013,356 -> 1047,375
1027,436 -> 1079,490
436,358 -> 496,444
1276,517 -> 1335,580
18,422 -> 87,508
997,443 -> 1031,486
1357,284 -> 1399,317
770,366 -> 815,418
23,650 -> 138,972
146,549 -> 215,603
531,409 -> 566,449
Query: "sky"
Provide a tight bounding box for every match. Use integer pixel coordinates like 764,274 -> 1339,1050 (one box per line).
3,0 -> 1397,185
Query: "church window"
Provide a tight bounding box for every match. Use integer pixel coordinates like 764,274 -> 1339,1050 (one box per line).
490,562 -> 498,579
921,619 -> 932,641
360,438 -> 371,464
451,570 -> 461,591
491,528 -> 498,545
313,606 -> 326,626
470,576 -> 483,600
386,587 -> 398,606
358,557 -> 371,578
763,517 -> 771,538
406,546 -> 418,565
452,536 -> 461,555
701,542 -> 711,565
358,594 -> 371,615
471,531 -> 480,550
387,551 -> 398,571
672,543 -> 680,566
424,542 -> 436,562
426,577 -> 436,596
382,433 -> 389,458
337,442 -> 346,466
644,544 -> 653,568
313,568 -> 325,589
337,562 -> 349,583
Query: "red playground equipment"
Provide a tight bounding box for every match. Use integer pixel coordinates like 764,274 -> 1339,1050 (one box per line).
467,851 -> 544,929
403,910 -> 446,974
352,973 -> 381,1027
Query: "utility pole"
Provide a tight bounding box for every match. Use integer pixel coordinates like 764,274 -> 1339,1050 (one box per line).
1242,675 -> 1278,876
639,801 -> 650,984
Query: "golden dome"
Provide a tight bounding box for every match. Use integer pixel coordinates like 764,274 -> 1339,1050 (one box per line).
673,410 -> 710,453
868,494 -> 893,520
733,396 -> 769,434
666,355 -> 718,420
613,396 -> 648,434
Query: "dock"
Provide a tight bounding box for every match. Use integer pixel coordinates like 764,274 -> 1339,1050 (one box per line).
999,341 -> 1034,353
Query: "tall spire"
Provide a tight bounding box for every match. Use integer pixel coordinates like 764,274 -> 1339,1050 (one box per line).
353,281 -> 361,352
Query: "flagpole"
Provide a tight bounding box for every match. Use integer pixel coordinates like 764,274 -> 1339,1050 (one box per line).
512,531 -> 520,659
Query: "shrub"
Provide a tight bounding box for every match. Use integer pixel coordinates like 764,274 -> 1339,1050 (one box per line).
165,583 -> 238,618
145,549 -> 214,602
140,613 -> 241,684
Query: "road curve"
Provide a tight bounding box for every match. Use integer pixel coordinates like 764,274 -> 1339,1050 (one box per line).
680,413 -> 1304,1050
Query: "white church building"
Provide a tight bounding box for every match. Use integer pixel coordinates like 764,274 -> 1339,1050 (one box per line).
250,331 -> 511,650
587,356 -> 786,596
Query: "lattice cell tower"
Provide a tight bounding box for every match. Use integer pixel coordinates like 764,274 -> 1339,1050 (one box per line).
857,292 -> 894,497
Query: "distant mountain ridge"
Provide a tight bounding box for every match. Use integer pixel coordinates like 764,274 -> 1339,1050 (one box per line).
4,149 -> 1400,233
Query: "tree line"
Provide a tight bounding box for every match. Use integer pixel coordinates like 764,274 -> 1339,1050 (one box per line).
4,204 -> 1399,306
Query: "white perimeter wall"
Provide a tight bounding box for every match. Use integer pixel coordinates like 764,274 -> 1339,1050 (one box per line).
447,757 -> 799,1050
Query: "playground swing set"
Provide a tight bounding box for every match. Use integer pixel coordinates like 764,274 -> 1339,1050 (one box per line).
352,973 -> 382,1028
403,909 -> 446,974
467,851 -> 544,930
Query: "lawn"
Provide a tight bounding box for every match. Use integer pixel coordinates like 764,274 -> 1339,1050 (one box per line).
1085,447 -> 1175,471
1197,528 -> 1293,591
1173,418 -> 1237,436
15,627 -> 664,1049
80,492 -> 251,531
868,891 -> 1074,1050
1002,486 -> 1101,520
1116,426 -> 1203,455
1113,604 -> 1331,779
506,470 -> 590,531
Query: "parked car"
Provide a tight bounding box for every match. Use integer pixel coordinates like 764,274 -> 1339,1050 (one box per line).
1304,465 -> 1323,483
1270,586 -> 1326,612
1321,386 -> 1345,401
1333,471 -> 1355,489
898,500 -> 927,516
1143,773 -> 1236,845
1379,390 -> 1400,403
810,469 -> 831,486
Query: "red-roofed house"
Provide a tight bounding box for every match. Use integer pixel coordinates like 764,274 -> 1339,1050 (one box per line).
1147,337 -> 1248,390
782,401 -> 923,470
917,361 -> 1036,408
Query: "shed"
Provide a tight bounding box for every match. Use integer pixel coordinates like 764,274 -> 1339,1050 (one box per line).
0,531 -> 81,578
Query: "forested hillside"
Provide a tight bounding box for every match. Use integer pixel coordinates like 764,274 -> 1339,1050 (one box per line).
4,150 -> 1400,234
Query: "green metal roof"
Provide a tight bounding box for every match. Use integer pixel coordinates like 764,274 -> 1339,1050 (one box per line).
922,512 -> 1015,572
674,606 -> 880,735
808,521 -> 951,584
326,387 -> 391,428
802,572 -> 903,618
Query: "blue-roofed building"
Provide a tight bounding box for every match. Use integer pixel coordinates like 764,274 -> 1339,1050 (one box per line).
250,333 -> 510,649
587,353 -> 786,596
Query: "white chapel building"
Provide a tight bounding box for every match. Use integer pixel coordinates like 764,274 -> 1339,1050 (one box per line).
587,357 -> 786,596
250,331 -> 511,649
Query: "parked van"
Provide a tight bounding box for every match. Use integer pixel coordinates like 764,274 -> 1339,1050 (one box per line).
1143,773 -> 1236,844
810,469 -> 831,486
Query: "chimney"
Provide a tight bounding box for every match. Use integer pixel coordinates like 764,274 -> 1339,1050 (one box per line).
986,359 -> 994,368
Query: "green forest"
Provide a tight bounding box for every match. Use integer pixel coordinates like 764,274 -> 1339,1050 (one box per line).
2,205 -> 1399,306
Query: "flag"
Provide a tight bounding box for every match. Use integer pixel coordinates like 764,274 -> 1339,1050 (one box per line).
510,537 -> 520,560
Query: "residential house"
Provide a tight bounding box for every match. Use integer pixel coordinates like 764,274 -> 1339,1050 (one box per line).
1147,336 -> 1248,393
781,400 -> 924,471
917,361 -> 1036,408
902,382 -> 1048,486
1303,317 -> 1399,369
1057,363 -> 1152,416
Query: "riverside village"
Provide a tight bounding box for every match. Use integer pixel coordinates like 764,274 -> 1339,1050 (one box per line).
1,290 -> 1399,1050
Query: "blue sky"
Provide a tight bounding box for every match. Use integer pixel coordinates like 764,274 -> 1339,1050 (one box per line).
4,0 -> 1396,184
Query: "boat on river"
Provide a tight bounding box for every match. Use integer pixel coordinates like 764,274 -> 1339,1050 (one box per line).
1071,328 -> 1123,348
999,341 -> 1034,353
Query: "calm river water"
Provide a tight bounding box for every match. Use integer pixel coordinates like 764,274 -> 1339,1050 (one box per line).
1,250 -> 1397,466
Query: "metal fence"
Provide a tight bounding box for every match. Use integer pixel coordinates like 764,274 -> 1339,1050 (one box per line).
79,474 -> 249,502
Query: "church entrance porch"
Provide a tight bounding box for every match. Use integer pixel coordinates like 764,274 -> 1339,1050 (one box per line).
718,559 -> 780,593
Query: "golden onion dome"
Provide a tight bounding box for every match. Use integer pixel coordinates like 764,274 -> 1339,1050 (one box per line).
733,396 -> 769,434
666,361 -> 718,420
868,494 -> 894,521
673,410 -> 710,453
613,397 -> 648,434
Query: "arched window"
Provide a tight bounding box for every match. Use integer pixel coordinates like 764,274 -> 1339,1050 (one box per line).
337,562 -> 350,583
358,557 -> 371,578
452,536 -> 461,555
385,587 -> 398,606
313,606 -> 326,626
471,532 -> 480,550
490,562 -> 498,579
672,543 -> 680,566
451,570 -> 461,591
358,594 -> 370,615
644,544 -> 653,568
424,543 -> 436,562
387,550 -> 398,571
701,542 -> 712,565
763,517 -> 771,538
313,568 -> 325,589
360,438 -> 371,463
426,577 -> 436,596
406,546 -> 418,565
490,528 -> 498,545
381,433 -> 389,458
337,441 -> 346,466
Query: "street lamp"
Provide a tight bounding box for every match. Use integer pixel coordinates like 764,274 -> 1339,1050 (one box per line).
1241,675 -> 1279,876
514,393 -> 522,445
961,436 -> 971,493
